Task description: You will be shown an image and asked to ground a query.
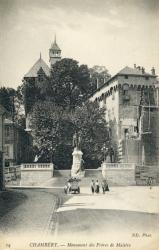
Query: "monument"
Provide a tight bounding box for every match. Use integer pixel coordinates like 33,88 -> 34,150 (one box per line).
101,143 -> 109,179
71,132 -> 84,178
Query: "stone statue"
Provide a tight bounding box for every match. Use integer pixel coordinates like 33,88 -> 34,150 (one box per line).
71,131 -> 83,177
73,132 -> 81,149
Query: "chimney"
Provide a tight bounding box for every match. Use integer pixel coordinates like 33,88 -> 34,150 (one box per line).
141,67 -> 145,74
151,67 -> 155,75
134,64 -> 136,68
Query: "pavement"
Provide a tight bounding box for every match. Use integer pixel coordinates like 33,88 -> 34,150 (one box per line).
56,186 -> 159,238
0,189 -> 58,237
54,186 -> 159,250
0,186 -> 159,250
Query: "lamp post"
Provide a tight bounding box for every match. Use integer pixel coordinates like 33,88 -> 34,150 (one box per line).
102,143 -> 108,179
102,143 -> 108,162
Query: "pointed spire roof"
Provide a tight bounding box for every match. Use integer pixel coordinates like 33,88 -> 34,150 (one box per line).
51,35 -> 61,51
24,55 -> 50,78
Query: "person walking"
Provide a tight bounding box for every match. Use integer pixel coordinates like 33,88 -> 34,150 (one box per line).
147,177 -> 153,189
102,180 -> 106,194
67,181 -> 72,193
101,179 -> 109,194
95,180 -> 100,194
91,179 -> 95,194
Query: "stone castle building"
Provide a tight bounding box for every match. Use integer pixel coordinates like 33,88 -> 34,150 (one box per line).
23,37 -> 62,131
90,65 -> 159,167
23,38 -> 159,170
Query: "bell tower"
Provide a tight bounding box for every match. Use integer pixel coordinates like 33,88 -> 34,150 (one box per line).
49,35 -> 61,67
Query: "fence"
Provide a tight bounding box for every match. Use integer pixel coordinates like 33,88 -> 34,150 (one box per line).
102,162 -> 135,169
5,165 -> 21,182
21,163 -> 53,171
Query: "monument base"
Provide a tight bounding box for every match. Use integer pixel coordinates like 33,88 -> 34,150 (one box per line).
71,147 -> 83,178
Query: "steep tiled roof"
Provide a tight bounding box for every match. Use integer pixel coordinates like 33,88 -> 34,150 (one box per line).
90,66 -> 157,96
117,66 -> 152,76
24,58 -> 50,78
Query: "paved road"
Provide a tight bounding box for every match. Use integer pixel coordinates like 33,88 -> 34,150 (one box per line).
0,186 -> 159,250
0,188 -> 60,237
55,186 -> 159,249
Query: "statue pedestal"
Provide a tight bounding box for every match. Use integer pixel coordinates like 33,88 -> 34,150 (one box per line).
102,161 -> 107,179
71,147 -> 83,178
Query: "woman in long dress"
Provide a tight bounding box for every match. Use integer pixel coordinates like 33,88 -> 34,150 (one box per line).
95,180 -> 100,193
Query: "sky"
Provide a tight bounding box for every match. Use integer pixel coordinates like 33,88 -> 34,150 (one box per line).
0,0 -> 159,89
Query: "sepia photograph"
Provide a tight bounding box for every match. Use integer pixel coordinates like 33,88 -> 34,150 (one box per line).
0,0 -> 159,249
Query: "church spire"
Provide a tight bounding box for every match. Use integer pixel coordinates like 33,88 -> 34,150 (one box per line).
54,34 -> 56,44
49,35 -> 61,66
40,52 -> 41,60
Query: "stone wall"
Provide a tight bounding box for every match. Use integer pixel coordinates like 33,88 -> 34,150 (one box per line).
85,168 -> 135,186
122,139 -> 141,164
20,170 -> 53,186
103,168 -> 136,186
20,163 -> 53,186
142,108 -> 159,166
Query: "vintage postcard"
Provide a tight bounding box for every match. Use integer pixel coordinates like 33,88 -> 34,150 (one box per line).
0,0 -> 159,250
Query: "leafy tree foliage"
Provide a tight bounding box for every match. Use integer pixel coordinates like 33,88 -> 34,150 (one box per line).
20,58 -> 92,112
31,101 -> 108,169
31,102 -> 74,168
19,58 -> 111,168
71,101 -> 109,168
0,87 -> 15,114
89,65 -> 111,90
20,79 -> 41,114
0,86 -> 26,128
47,58 -> 91,109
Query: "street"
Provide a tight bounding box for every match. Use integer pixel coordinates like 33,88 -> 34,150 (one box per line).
0,186 -> 159,249
56,186 -> 159,239
0,188 -> 59,236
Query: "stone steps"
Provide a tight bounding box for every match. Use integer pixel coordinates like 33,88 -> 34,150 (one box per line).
53,169 -> 71,177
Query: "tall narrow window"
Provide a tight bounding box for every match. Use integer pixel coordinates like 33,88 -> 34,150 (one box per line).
5,127 -> 10,137
123,84 -> 130,102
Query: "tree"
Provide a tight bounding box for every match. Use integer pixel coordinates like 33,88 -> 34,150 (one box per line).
46,58 -> 91,109
31,101 -> 74,167
71,101 -> 109,168
31,100 -> 109,169
0,87 -> 15,115
18,58 -> 110,168
89,65 -> 111,91
0,86 -> 25,127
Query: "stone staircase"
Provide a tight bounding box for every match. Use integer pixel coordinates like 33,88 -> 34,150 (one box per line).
135,165 -> 159,185
53,169 -> 71,178
43,169 -> 104,187
80,169 -> 103,187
